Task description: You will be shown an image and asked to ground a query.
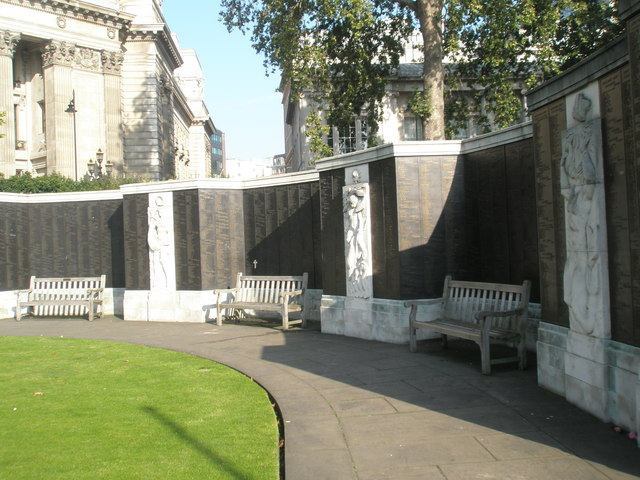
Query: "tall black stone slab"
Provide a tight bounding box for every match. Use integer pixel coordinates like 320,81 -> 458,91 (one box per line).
123,194 -> 150,290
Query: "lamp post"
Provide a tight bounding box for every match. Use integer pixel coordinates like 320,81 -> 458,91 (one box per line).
87,148 -> 113,180
65,90 -> 78,180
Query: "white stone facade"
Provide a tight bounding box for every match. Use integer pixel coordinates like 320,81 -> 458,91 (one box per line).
0,0 -> 215,181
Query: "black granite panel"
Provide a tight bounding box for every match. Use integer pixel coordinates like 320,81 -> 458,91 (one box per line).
0,199 -> 125,290
369,158 -> 399,298
0,202 -> 29,290
533,101 -> 568,327
199,189 -> 245,290
123,194 -> 150,290
319,170 -> 346,295
173,190 -> 202,290
243,182 -> 321,287
601,67 -> 640,346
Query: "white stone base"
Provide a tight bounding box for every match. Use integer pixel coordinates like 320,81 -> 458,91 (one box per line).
0,290 -> 17,319
320,295 -> 442,344
321,294 -> 542,347
537,321 -> 640,446
123,290 -> 217,323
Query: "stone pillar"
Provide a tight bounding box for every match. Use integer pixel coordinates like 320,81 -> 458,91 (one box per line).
102,50 -> 124,176
0,31 -> 20,176
42,40 -> 76,179
560,87 -> 611,421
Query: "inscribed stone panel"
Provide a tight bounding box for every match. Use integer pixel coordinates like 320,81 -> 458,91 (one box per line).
533,101 -> 569,327
320,170 -> 346,296
123,194 -> 150,290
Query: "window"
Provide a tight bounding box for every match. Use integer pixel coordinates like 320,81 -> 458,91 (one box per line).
403,113 -> 423,141
328,118 -> 369,155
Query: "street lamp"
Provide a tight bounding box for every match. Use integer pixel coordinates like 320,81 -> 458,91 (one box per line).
87,148 -> 113,180
65,89 -> 78,180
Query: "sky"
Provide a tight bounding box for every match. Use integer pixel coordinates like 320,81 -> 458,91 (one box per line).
161,0 -> 285,161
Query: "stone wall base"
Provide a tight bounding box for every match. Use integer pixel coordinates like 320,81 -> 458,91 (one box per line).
320,294 -> 541,348
123,290 -> 216,323
537,322 -> 640,446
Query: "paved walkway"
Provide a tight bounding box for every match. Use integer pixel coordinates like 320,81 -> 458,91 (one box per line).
1,317 -> 638,479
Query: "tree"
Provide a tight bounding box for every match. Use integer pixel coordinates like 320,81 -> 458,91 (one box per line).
221,0 -> 621,142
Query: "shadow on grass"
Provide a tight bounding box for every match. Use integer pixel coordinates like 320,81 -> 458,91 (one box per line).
141,406 -> 247,480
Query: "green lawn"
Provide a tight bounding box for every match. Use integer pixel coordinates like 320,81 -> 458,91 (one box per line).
0,336 -> 280,479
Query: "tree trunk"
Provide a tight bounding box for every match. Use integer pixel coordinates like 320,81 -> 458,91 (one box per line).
415,0 -> 445,140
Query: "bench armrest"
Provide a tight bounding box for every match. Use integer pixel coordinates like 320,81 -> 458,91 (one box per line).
86,287 -> 104,296
280,289 -> 303,301
404,298 -> 443,308
214,287 -> 239,296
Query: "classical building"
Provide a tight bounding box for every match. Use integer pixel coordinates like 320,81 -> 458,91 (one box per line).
283,38 -> 528,172
0,0 -> 216,181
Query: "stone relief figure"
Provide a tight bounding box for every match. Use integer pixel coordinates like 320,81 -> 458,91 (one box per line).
148,195 -> 171,289
343,173 -> 372,298
560,93 -> 608,337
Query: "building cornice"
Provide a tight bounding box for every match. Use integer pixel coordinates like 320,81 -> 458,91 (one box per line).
127,24 -> 182,69
0,0 -> 135,30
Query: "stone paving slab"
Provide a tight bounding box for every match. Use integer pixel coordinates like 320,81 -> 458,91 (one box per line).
1,317 -> 639,480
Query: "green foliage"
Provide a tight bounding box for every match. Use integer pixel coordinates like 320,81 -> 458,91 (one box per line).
221,0 -> 622,142
305,110 -> 333,161
409,89 -> 433,120
0,172 -> 141,193
221,0 -> 413,132
0,337 -> 279,479
443,0 -> 622,130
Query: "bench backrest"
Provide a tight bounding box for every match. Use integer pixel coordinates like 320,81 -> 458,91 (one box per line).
441,276 -> 531,331
235,273 -> 308,305
30,275 -> 106,316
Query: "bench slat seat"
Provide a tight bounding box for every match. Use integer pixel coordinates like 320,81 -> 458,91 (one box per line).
214,273 -> 308,330
16,275 -> 106,322
405,275 -> 531,375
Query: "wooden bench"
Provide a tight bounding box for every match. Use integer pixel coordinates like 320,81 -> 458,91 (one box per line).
405,275 -> 531,375
214,273 -> 308,329
15,275 -> 106,322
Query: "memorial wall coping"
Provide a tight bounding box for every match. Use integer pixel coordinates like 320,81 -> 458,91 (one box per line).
315,141 -> 463,172
527,35 -> 628,112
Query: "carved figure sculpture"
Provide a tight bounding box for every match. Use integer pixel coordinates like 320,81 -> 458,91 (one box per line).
560,93 -> 607,337
148,196 -> 171,289
343,181 -> 371,298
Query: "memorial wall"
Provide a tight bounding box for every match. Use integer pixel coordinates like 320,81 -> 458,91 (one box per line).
527,1 -> 640,438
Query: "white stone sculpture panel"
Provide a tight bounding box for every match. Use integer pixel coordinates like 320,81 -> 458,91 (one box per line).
343,178 -> 373,299
560,92 -> 610,339
148,192 -> 176,290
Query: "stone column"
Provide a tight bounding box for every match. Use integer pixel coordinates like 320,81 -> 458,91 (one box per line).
102,50 -> 124,176
42,40 -> 76,178
560,88 -> 611,421
0,31 -> 20,176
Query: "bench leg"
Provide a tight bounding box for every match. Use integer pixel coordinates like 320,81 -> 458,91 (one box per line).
282,304 -> 289,330
16,304 -> 22,322
88,299 -> 94,321
409,323 -> 417,352
480,338 -> 491,375
216,307 -> 223,326
442,334 -> 448,349
518,338 -> 527,370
